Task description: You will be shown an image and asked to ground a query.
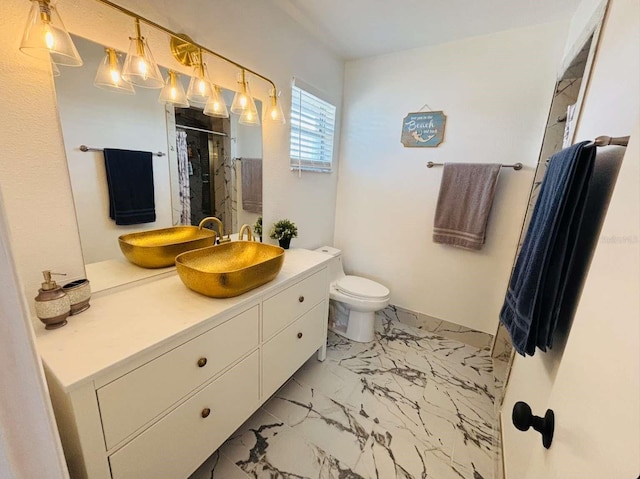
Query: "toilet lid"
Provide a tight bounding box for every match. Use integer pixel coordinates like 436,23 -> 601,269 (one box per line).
335,275 -> 389,299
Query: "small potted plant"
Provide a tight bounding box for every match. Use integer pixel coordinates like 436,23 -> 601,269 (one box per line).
269,219 -> 298,249
254,216 -> 263,242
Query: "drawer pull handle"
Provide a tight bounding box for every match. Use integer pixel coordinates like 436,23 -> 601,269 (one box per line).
201,408 -> 211,418
298,296 -> 305,303
297,332 -> 303,339
197,357 -> 208,368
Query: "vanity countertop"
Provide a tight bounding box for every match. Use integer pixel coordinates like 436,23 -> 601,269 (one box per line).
36,248 -> 331,392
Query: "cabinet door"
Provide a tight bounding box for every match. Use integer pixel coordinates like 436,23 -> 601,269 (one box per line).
262,301 -> 326,399
109,351 -> 259,479
98,306 -> 259,449
263,268 -> 328,340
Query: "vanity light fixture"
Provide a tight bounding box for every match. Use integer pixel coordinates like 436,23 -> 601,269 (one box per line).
94,48 -> 135,94
186,49 -> 214,106
21,0 -> 288,123
20,0 -> 82,66
122,18 -> 163,89
159,70 -> 189,107
203,85 -> 229,118
265,88 -> 286,125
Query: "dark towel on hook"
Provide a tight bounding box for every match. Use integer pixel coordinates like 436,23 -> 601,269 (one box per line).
499,141 -> 595,356
104,148 -> 156,225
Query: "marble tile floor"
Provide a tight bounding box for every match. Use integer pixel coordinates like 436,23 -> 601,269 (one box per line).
190,316 -> 502,479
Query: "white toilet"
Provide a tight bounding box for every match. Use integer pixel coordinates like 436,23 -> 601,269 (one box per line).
316,246 -> 390,343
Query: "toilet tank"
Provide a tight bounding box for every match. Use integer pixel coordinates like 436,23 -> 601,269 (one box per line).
314,246 -> 344,281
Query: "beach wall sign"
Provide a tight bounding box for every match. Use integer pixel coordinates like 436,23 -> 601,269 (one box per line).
401,111 -> 446,147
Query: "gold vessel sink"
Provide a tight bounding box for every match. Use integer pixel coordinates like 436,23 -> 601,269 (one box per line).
175,242 -> 285,298
118,226 -> 217,268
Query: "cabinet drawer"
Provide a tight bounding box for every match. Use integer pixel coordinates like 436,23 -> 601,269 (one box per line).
98,305 -> 259,449
109,351 -> 259,479
262,301 -> 326,398
263,268 -> 328,340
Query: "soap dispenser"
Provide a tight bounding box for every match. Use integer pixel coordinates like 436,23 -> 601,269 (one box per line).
34,271 -> 70,330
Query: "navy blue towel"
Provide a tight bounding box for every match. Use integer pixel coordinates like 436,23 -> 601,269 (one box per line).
104,148 -> 156,226
500,141 -> 595,356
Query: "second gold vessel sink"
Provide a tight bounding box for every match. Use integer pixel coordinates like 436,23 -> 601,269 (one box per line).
119,226 -> 216,268
175,242 -> 285,298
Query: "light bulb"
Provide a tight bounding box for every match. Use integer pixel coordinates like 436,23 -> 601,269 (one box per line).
44,24 -> 54,49
110,68 -> 120,84
199,79 -> 206,95
170,86 -> 177,100
138,58 -> 147,78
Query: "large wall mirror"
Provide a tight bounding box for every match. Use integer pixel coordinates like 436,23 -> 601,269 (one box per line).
54,35 -> 263,282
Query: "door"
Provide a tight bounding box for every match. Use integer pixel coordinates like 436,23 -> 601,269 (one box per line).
520,119 -> 639,479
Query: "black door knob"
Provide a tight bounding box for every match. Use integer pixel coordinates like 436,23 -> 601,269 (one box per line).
512,401 -> 555,449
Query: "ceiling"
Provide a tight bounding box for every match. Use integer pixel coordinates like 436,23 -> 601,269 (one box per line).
271,0 -> 582,60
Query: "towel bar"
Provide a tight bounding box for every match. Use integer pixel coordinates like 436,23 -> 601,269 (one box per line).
427,162 -> 523,170
590,135 -> 629,147
79,145 -> 166,157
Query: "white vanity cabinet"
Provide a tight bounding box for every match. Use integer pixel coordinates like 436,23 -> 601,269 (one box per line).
37,250 -> 330,479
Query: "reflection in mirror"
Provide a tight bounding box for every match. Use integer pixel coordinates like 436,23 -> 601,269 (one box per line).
53,35 -> 263,277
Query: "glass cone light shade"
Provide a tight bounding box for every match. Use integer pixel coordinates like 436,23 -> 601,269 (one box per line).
94,48 -> 135,94
122,22 -> 163,89
159,71 -> 189,107
203,86 -> 229,118
230,72 -> 252,114
265,88 -> 286,125
20,0 -> 82,66
239,93 -> 260,126
186,62 -> 214,106
51,58 -> 60,77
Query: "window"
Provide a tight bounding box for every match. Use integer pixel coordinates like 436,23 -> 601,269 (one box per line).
290,80 -> 337,173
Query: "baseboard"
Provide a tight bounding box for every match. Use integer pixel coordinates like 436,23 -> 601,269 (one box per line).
378,304 -> 493,350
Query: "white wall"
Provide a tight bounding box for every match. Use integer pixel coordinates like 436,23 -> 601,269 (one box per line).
0,0 -> 86,319
335,21 -> 568,334
55,38 -> 173,264
0,0 -> 343,315
0,192 -> 68,478
502,0 -> 640,476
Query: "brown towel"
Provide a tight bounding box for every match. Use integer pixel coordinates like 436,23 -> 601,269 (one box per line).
433,163 -> 502,250
240,158 -> 262,214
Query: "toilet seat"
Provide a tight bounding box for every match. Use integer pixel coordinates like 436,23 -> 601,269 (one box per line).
335,275 -> 390,300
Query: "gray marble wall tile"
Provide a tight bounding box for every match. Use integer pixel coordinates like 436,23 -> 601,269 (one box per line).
379,304 -> 493,350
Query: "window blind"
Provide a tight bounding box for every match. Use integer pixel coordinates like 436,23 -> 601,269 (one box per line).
290,83 -> 336,173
